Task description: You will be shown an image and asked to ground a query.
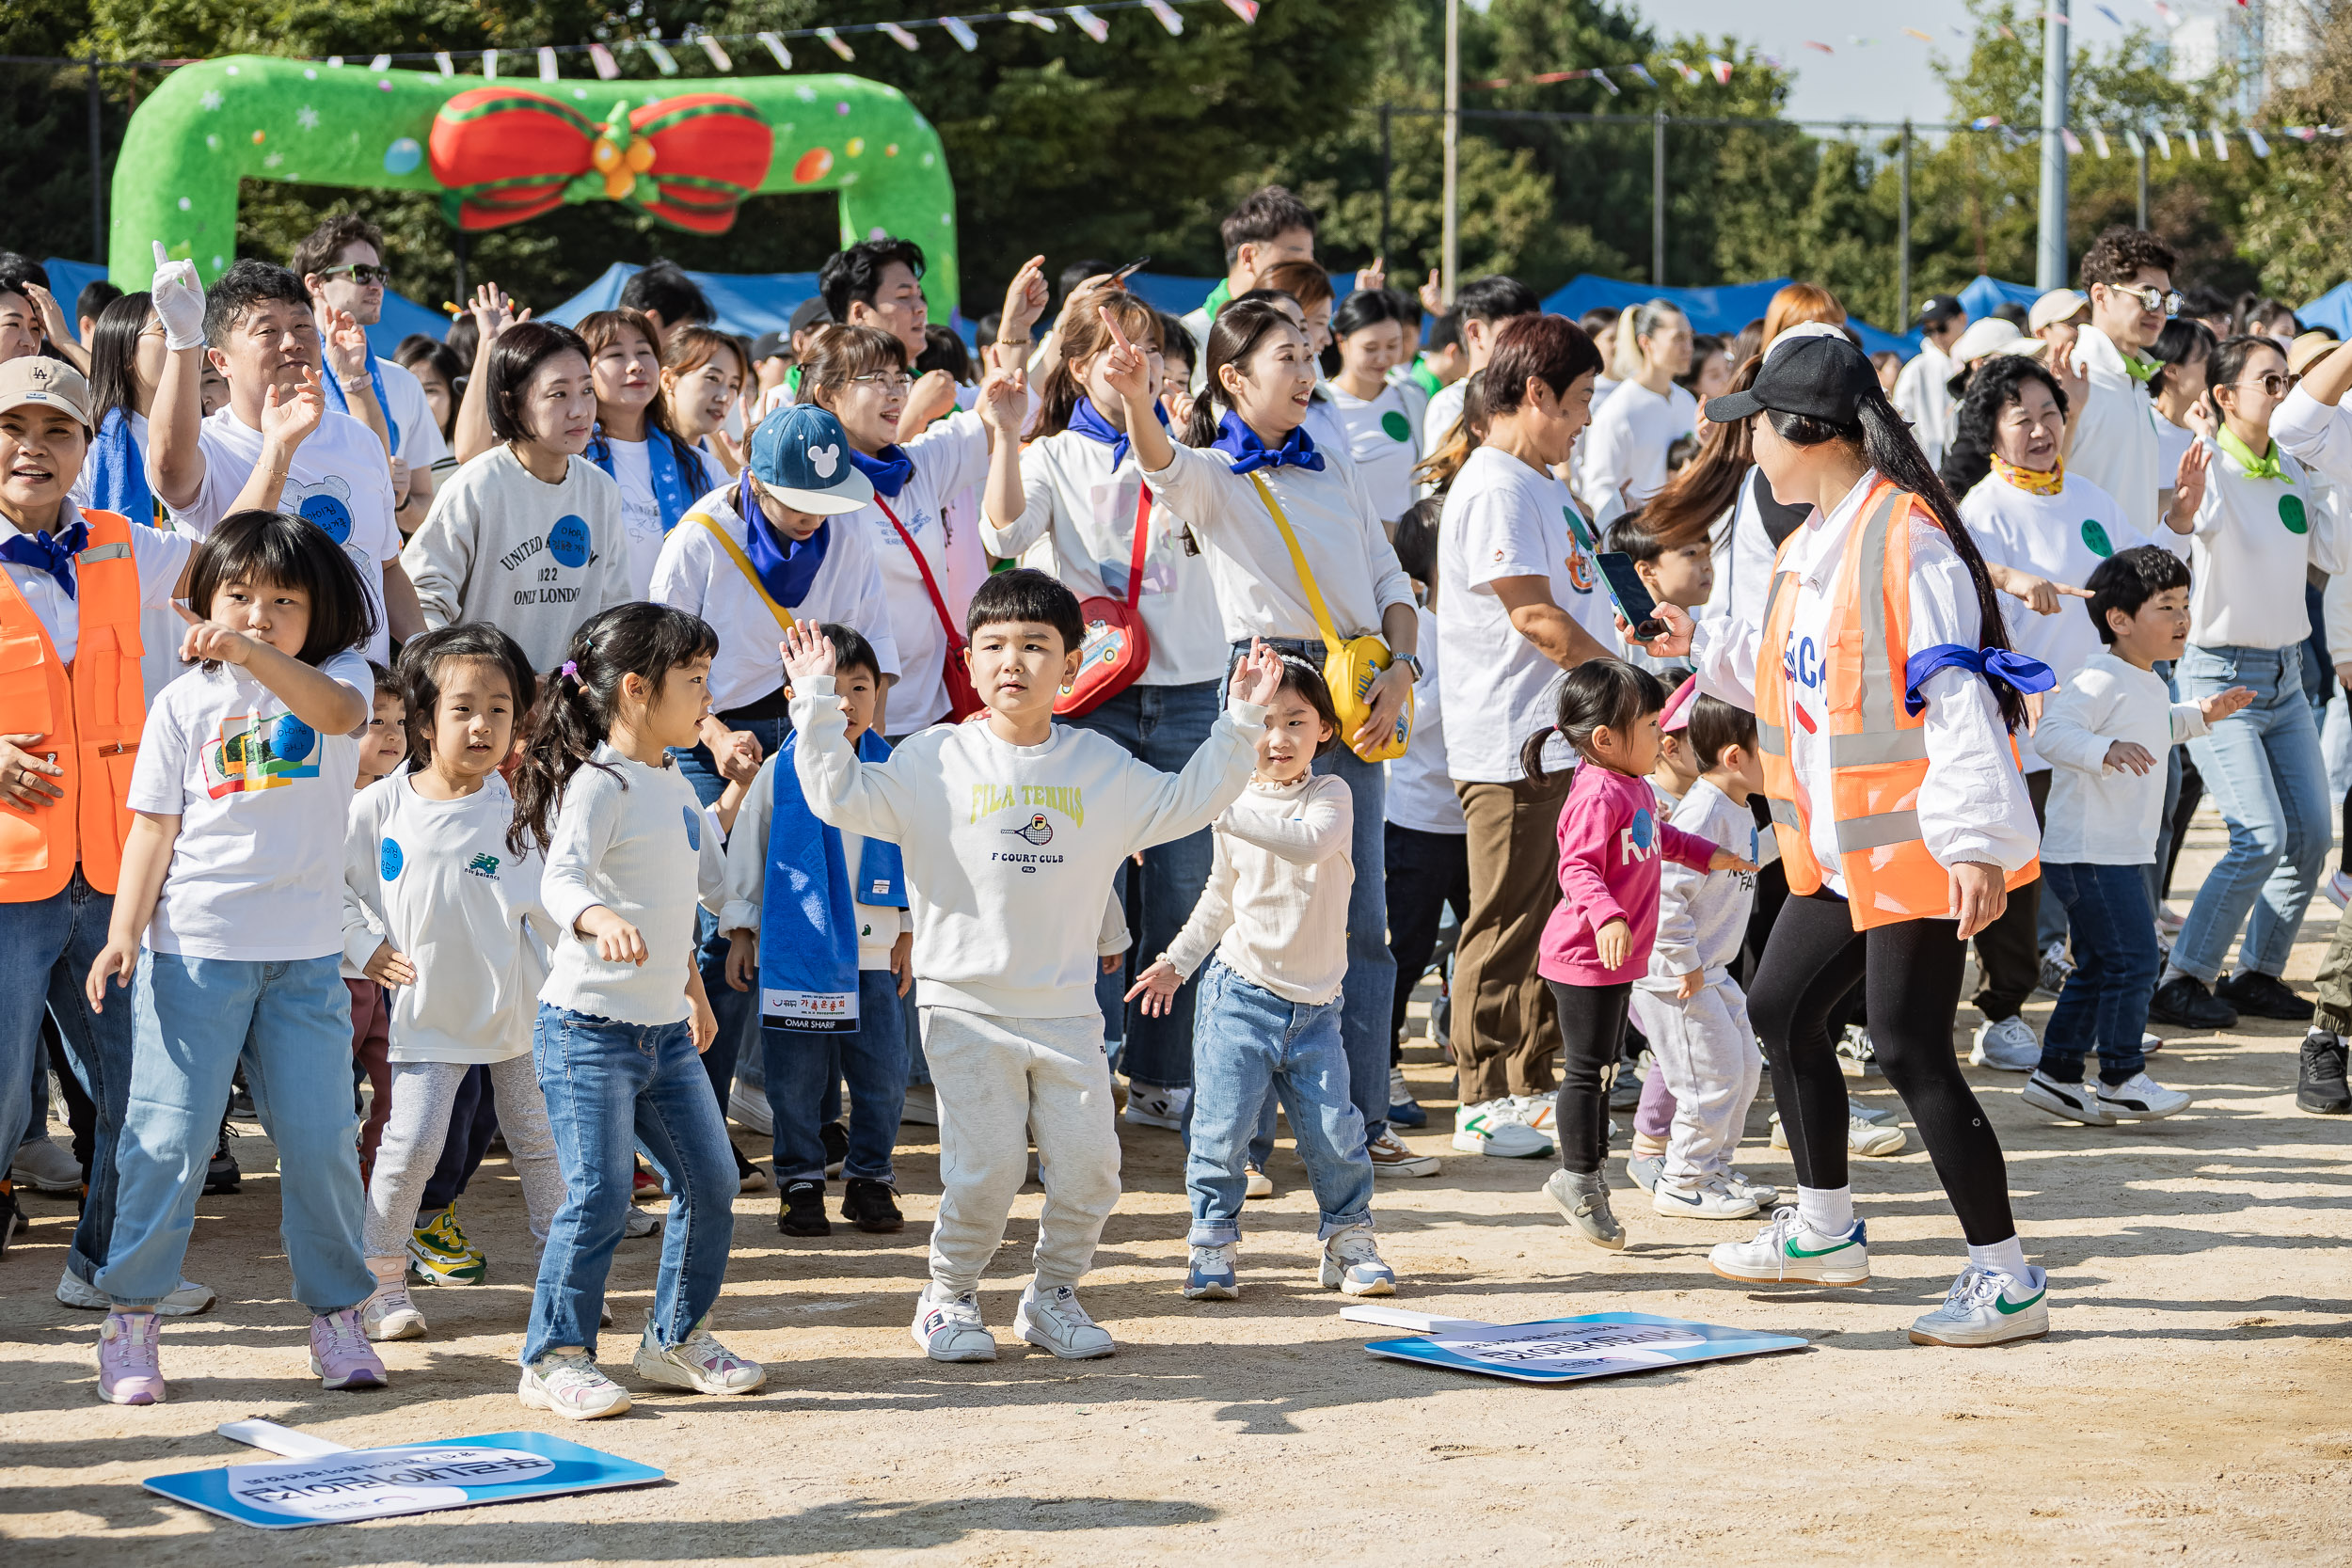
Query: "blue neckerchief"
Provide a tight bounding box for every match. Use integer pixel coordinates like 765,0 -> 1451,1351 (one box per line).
1212,410 -> 1325,474
87,409 -> 155,526
0,515 -> 90,599
737,467 -> 831,609
1067,395 -> 1168,468
587,426 -> 712,534
322,355 -> 403,455
1902,644 -> 2056,718
846,443 -> 914,499
758,728 -> 905,1034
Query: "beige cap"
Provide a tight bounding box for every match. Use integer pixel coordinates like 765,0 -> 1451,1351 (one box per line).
2287,330 -> 2340,377
2029,288 -> 2090,332
1948,316 -> 2025,365
0,356 -> 92,427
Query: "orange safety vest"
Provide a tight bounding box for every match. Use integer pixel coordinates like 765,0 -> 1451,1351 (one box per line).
0,508 -> 146,900
1753,481 -> 2036,931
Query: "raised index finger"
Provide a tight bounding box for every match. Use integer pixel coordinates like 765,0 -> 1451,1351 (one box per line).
1096,306 -> 1136,357
172,601 -> 200,625
2055,583 -> 2095,598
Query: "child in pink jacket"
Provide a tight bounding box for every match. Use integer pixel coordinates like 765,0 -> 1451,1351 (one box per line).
1525,660 -> 1751,1251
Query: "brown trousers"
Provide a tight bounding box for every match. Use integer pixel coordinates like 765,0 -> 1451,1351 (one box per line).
1453,772 -> 1574,1104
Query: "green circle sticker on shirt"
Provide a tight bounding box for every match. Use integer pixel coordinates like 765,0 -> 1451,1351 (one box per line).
2280,493 -> 2309,533
1380,411 -> 1412,442
2080,519 -> 2113,557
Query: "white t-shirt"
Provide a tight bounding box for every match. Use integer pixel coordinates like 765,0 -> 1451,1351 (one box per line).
604,436 -> 666,597
373,357 -> 451,470
843,411 -> 992,734
1892,343 -> 1958,470
1436,446 -> 1603,783
2066,326 -> 2162,537
1422,377 -> 1468,451
1385,604 -> 1467,832
126,650 -> 372,960
167,407 -> 402,665
1580,379 -> 1698,512
1327,381 -> 1422,525
2188,436 -> 2343,650
2152,407 -> 2195,497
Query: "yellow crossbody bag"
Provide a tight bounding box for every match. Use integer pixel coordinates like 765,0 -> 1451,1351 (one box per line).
1248,470 -> 1412,763
691,511 -> 795,634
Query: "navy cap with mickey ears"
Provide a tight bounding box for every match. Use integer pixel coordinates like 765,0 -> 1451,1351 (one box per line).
1704,332 -> 1881,427
745,403 -> 874,516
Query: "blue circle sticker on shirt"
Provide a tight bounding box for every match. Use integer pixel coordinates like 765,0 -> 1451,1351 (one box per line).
548,515 -> 592,567
1629,807 -> 1655,851
270,712 -> 317,765
380,836 -> 404,879
299,492 -> 353,545
682,804 -> 702,851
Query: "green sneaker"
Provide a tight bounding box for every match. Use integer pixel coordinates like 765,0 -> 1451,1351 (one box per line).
407,1204 -> 487,1286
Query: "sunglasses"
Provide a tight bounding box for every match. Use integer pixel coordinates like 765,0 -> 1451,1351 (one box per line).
2229,372 -> 2299,398
2105,284 -> 2184,316
318,262 -> 390,287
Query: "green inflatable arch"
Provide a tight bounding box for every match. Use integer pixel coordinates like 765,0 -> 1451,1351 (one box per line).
107,54 -> 961,315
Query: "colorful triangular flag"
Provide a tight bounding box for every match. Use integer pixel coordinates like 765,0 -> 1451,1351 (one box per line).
698,34 -> 732,71
482,49 -> 498,79
942,17 -> 978,51
641,38 -> 679,75
2245,127 -> 2270,156
756,32 -> 791,69
1144,0 -> 1185,34
1009,8 -> 1059,28
818,26 -> 854,59
1222,0 -> 1262,19
880,23 -> 919,51
1591,69 -> 1618,96
589,42 -> 619,79
1069,7 -> 1111,42
538,45 -> 559,81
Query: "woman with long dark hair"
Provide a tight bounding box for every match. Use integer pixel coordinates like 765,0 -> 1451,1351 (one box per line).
1643,331 -> 2053,1347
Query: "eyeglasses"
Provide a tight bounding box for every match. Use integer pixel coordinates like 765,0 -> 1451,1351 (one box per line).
849,372 -> 913,394
2105,284 -> 2184,316
2232,372 -> 2299,398
318,262 -> 390,287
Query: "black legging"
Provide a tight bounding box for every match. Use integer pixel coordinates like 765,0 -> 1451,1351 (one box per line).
1747,890 -> 2015,1245
1546,980 -> 1630,1177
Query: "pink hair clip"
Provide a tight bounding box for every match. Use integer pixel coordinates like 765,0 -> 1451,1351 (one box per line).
1660,674 -> 1698,732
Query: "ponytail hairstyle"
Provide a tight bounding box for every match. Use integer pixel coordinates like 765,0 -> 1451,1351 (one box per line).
1521,658 -> 1668,783
395,622 -> 539,772
1630,300 -> 1689,374
1942,354 -> 2070,500
508,603 -> 721,854
1030,287 -> 1164,443
1765,372 -> 2026,732
1643,352 -> 1758,556
1184,298 -> 1305,449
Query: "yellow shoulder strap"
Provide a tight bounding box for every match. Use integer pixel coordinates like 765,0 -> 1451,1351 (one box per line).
1248,470 -> 1343,647
691,510 -> 795,635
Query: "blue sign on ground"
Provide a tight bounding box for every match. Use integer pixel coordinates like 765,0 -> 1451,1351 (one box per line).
1365,1311 -> 1807,1385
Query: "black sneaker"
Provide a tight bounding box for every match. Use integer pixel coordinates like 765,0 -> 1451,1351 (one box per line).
2148,975 -> 2237,1030
777,1180 -> 832,1237
2215,970 -> 2314,1022
841,1177 -> 904,1233
821,1119 -> 850,1179
2298,1029 -> 2350,1114
733,1144 -> 770,1193
204,1119 -> 242,1195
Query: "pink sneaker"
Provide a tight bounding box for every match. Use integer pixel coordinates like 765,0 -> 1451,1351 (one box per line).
309,1307 -> 389,1391
96,1311 -> 166,1404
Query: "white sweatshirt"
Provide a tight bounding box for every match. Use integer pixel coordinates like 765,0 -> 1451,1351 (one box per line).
538,744 -> 728,1026
1892,343 -> 1958,470
790,676 -> 1263,1019
2034,651 -> 2210,864
2065,326 -> 2162,537
1580,378 -> 1697,512
1637,778 -> 1760,993
2186,434 -> 2344,649
1163,773 -> 1354,1005
720,750 -> 910,972
343,772 -> 556,1063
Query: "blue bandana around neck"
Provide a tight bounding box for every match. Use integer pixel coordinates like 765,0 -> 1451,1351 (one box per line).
737,467 -> 831,610
1067,395 -> 1168,468
588,426 -> 711,535
846,443 -> 914,499
322,354 -> 403,455
0,515 -> 90,599
1212,409 -> 1326,474
87,408 -> 155,526
758,728 -> 907,1033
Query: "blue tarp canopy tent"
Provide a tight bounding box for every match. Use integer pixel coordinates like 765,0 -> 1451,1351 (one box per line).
40,256 -> 447,357
2297,281 -> 2352,339
1540,275 -> 1919,357
541,262 -> 825,341
1957,274 -> 2047,323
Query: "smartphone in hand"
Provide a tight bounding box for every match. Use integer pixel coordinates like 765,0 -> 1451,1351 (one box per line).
1595,551 -> 1666,645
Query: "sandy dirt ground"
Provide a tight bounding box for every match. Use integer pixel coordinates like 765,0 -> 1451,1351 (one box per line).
2,815 -> 2346,1566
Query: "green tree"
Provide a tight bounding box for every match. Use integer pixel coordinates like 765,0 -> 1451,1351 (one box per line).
2242,3 -> 2352,301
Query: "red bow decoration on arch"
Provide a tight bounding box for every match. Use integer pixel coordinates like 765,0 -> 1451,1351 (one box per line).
427,87 -> 774,234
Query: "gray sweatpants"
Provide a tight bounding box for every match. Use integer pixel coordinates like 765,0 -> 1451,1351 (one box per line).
361,1054 -> 565,1260
921,1005 -> 1120,1295
1629,974 -> 1763,1185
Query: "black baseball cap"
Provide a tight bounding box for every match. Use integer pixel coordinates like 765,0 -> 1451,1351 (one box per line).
1704,331 -> 1881,425
750,329 -> 789,363
1916,293 -> 1966,327
787,295 -> 832,335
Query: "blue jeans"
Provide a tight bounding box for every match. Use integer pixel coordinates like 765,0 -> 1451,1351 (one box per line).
1184,959 -> 1374,1245
2174,643 -> 2330,983
1230,640 -> 1396,1142
0,874 -> 133,1287
524,1005 -> 738,1364
675,714 -> 791,1117
98,952 -> 371,1313
2040,863 -> 2157,1085
1068,678 -> 1222,1085
763,968 -> 907,1182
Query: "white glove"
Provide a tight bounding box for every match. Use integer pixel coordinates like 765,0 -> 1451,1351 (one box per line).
150,240 -> 207,351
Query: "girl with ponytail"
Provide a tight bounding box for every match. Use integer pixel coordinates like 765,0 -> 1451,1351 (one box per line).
1638,330 -> 2056,1350
508,602 -> 768,1419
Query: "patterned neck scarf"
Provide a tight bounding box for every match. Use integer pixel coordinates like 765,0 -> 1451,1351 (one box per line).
1992,454 -> 2065,497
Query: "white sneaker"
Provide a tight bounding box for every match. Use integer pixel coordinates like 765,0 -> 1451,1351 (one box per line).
1970,1016 -> 2041,1072
632,1313 -> 765,1394
1908,1263 -> 2049,1347
623,1204 -> 662,1239
1366,1126 -> 1439,1178
10,1132 -> 83,1192
56,1270 -> 215,1317
1014,1282 -> 1116,1358
362,1277 -> 427,1341
911,1284 -> 997,1362
2020,1070 -> 2116,1126
1183,1243 -> 1239,1300
2037,942 -> 2074,998
1121,1084 -> 1189,1131
1708,1207 -> 1870,1285
2155,901 -> 2185,935
1452,1098 -> 1554,1158
1722,1169 -> 1781,1210
900,1084 -> 940,1126
1318,1223 -> 1397,1296
1769,1110 -> 1907,1157
1651,1173 -> 1759,1220
1242,1160 -> 1274,1199
1836,1025 -> 1880,1077
2095,1071 -> 2193,1120
2327,870 -> 2352,911
517,1350 -> 630,1419
1509,1092 -> 1556,1133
